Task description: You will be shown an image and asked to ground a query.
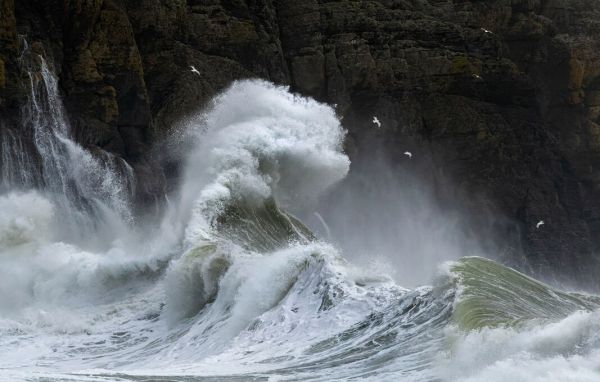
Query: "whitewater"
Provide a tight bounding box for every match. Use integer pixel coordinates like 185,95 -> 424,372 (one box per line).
1,45 -> 600,382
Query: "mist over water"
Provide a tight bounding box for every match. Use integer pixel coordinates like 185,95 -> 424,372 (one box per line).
310,152 -> 487,287
1,58 -> 600,382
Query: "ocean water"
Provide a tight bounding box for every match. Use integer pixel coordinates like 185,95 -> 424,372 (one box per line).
0,53 -> 599,382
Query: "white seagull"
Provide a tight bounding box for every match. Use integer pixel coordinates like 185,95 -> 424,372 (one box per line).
536,220 -> 545,229
481,28 -> 493,34
372,116 -> 381,128
404,151 -> 412,159
190,65 -> 201,76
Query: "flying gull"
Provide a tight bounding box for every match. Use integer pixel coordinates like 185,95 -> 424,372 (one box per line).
372,116 -> 381,128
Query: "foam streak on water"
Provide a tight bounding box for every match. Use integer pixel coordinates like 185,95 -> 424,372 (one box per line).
1,78 -> 600,382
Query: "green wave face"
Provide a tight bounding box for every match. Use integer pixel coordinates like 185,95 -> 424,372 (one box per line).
215,197 -> 315,253
449,257 -> 600,330
168,196 -> 317,321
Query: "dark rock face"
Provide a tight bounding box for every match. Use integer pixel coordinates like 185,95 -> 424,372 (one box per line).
2,0 -> 600,286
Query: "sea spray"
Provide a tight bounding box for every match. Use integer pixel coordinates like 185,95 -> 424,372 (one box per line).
0,37 -> 136,244
162,80 -> 351,328
162,80 -> 349,251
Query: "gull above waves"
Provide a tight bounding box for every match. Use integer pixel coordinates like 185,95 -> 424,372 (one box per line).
372,116 -> 381,128
536,220 -> 544,229
404,151 -> 412,159
190,65 -> 201,76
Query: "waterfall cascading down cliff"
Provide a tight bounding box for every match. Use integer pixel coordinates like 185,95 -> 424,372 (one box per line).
0,38 -> 135,244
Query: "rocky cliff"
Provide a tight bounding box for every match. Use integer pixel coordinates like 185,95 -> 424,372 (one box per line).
2,0 -> 600,287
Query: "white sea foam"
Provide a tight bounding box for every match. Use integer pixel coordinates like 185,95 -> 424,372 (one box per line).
164,80 -> 349,249
443,309 -> 600,382
0,191 -> 54,249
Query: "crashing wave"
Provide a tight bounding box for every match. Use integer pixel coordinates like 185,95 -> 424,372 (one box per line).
1,79 -> 600,382
447,256 -> 600,330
